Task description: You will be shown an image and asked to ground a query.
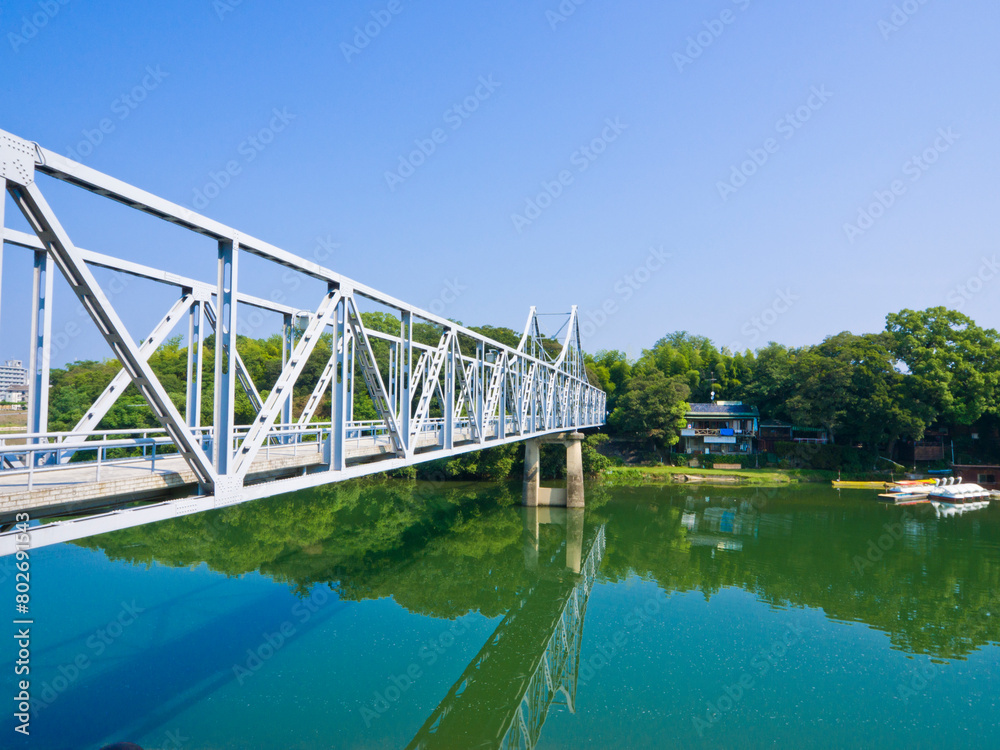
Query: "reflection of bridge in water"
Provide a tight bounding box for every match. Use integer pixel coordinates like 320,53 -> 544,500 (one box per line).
407,512 -> 605,750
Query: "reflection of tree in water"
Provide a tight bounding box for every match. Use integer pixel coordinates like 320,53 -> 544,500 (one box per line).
77,480 -> 1000,660
76,480 -> 609,619
601,485 -> 1000,660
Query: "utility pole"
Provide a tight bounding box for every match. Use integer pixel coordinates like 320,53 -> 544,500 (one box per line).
704,370 -> 718,402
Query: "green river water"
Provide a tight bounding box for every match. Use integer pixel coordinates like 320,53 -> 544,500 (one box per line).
4,481 -> 999,748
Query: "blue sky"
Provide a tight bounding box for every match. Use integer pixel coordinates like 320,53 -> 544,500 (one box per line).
2,0 -> 998,366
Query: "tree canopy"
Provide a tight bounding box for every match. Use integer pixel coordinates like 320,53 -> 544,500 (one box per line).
44,305 -> 1000,471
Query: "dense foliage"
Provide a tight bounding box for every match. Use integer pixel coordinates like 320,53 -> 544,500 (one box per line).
45,306 -> 1000,475
588,307 -> 1000,463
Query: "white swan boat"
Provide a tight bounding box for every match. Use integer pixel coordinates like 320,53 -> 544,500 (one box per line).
927,477 -> 993,514
928,477 -> 990,501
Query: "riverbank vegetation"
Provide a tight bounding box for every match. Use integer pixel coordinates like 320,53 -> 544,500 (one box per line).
41,305 -> 1000,480
590,306 -> 1000,471
602,465 -> 845,486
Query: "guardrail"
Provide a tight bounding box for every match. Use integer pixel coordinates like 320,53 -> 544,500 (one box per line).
0,415 -> 523,491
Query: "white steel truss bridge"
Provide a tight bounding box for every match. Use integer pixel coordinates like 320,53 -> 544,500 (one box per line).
0,128 -> 605,555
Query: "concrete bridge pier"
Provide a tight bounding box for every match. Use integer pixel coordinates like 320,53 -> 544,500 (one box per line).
522,432 -> 585,508
522,505 -> 585,573
523,506 -> 539,571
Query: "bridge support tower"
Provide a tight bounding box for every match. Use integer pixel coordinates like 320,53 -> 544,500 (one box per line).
522,431 -> 585,509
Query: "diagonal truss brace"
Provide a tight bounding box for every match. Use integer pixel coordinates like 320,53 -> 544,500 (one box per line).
202,299 -> 263,413
506,366 -> 522,435
343,296 -> 407,456
7,180 -> 217,486
234,289 -> 342,477
482,350 -> 508,438
408,330 -> 452,455
453,350 -> 483,443
63,292 -> 196,450
296,334 -> 344,426
408,350 -> 431,406
519,362 -> 538,430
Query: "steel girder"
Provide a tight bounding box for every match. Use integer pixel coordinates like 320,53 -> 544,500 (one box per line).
2,227 -> 302,317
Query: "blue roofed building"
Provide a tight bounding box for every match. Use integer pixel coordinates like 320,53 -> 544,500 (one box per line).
681,401 -> 759,455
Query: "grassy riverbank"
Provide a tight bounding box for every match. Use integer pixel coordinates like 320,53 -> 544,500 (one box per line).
603,465 -> 876,486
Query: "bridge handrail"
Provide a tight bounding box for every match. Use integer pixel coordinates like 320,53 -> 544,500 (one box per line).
0,415 -> 489,481
0,416 -> 486,466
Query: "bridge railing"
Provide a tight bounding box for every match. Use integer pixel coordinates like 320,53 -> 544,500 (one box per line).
0,413 -> 497,476
0,422 -> 335,489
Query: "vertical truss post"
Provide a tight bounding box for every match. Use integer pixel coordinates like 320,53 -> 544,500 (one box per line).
28,248 -> 53,441
499,356 -> 507,440
444,337 -> 455,450
514,356 -> 522,436
394,342 -> 401,420
214,239 -> 239,476
331,291 -> 348,471
388,342 -> 397,421
476,341 -> 485,443
539,369 -> 546,430
186,298 -> 204,428
281,313 -> 293,442
346,334 -> 355,422
401,311 -> 412,453
530,366 -> 538,434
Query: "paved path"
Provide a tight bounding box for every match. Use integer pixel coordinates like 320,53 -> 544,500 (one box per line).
0,430 -> 459,518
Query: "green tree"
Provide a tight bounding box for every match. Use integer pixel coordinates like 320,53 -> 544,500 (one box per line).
738,343 -> 794,420
886,307 -> 1000,425
788,332 -> 930,452
468,325 -> 521,350
608,369 -> 690,453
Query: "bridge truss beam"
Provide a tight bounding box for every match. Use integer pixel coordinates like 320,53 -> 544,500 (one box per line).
0,128 -> 606,553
